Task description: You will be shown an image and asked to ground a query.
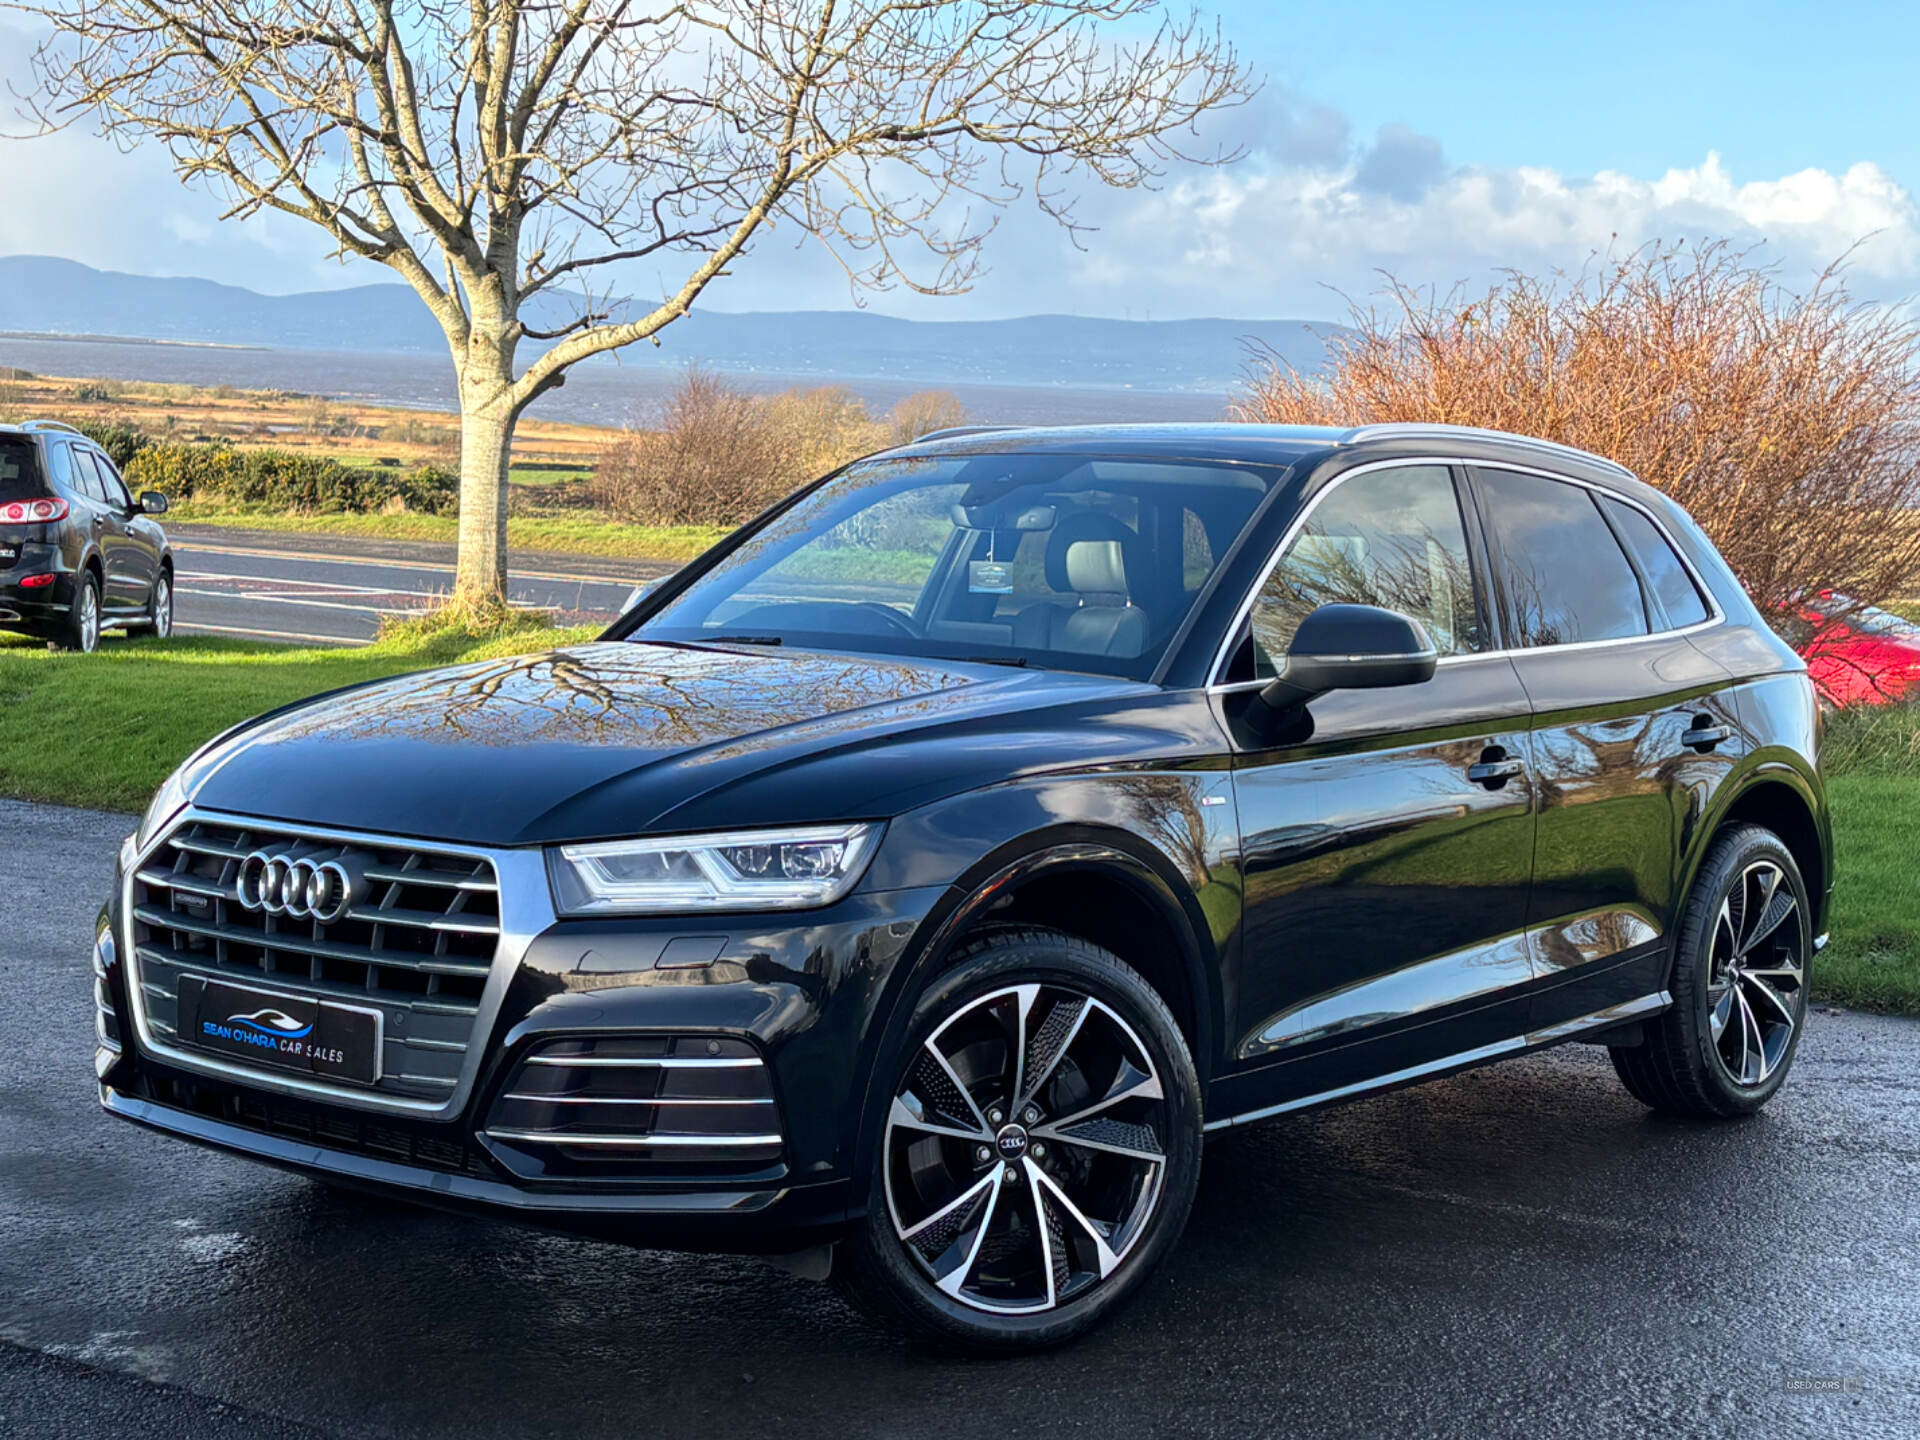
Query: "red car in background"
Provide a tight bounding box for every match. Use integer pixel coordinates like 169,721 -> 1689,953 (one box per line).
1788,595 -> 1920,708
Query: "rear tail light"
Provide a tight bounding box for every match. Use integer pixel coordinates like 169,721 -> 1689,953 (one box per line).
0,497 -> 68,524
18,574 -> 56,589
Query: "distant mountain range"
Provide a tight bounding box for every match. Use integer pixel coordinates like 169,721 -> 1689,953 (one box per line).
0,256 -> 1327,394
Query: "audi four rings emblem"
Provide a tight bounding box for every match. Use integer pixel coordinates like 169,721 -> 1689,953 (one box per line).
236,850 -> 360,923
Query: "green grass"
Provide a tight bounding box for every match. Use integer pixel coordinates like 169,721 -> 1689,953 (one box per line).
1819,774 -> 1920,1014
166,503 -> 729,562
0,617 -> 598,813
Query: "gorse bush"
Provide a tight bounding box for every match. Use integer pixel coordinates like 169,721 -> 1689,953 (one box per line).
124,443 -> 458,515
1235,241 -> 1920,621
592,371 -> 968,526
79,421 -> 153,471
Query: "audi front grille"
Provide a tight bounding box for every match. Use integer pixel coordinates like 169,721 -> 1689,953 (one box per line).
127,815 -> 503,1107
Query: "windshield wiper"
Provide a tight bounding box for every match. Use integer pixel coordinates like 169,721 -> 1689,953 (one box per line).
961,655 -> 1029,668
707,634 -> 784,646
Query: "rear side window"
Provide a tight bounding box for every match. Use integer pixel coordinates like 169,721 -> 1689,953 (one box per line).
69,449 -> 109,505
0,438 -> 46,504
1474,468 -> 1648,647
1601,496 -> 1711,629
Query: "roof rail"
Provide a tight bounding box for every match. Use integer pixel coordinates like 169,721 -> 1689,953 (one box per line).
19,419 -> 84,436
1343,422 -> 1635,479
912,424 -> 1017,444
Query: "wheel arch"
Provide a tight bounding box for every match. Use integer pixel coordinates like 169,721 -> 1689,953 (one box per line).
848,826 -> 1223,1189
1688,767 -> 1830,938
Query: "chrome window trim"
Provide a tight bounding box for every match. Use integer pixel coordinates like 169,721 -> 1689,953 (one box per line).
120,806 -> 553,1119
1205,454 -> 1726,687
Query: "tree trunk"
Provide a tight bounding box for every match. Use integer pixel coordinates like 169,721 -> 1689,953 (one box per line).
453,365 -> 517,603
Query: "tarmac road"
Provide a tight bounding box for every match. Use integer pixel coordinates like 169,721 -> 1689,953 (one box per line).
155,525 -> 669,645
3,796 -> 1917,1439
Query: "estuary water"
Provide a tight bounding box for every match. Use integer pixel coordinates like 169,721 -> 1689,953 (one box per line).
0,334 -> 1229,429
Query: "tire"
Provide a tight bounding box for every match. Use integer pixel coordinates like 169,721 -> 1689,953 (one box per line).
1611,825 -> 1812,1118
833,928 -> 1202,1352
60,572 -> 102,654
149,569 -> 174,640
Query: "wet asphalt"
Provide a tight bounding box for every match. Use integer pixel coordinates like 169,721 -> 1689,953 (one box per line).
2,796 -> 1917,1439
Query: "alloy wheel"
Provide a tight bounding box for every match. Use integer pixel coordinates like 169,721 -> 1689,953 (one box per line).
883,983 -> 1168,1316
1706,860 -> 1806,1087
78,584 -> 100,653
153,576 -> 173,639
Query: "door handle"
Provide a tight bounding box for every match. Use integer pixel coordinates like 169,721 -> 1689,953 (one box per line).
1683,721 -> 1733,753
1467,748 -> 1525,789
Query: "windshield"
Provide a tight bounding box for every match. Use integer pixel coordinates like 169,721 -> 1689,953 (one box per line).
0,438 -> 47,504
633,453 -> 1283,678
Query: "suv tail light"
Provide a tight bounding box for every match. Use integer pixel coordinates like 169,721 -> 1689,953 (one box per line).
0,497 -> 68,524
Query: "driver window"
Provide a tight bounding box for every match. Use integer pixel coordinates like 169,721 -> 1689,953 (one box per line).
1247,464 -> 1486,677
92,451 -> 134,509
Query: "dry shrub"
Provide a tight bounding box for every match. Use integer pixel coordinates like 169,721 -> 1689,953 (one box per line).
888,389 -> 970,448
1235,241 -> 1920,616
592,372 -> 966,526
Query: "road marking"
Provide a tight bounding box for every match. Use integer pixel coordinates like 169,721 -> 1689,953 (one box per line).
175,622 -> 359,645
175,587 -> 419,618
175,539 -> 647,587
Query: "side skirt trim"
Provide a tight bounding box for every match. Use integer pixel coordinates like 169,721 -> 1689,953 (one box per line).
1202,990 -> 1672,1133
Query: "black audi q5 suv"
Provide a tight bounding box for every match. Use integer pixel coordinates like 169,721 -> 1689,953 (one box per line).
97,423 -> 1830,1350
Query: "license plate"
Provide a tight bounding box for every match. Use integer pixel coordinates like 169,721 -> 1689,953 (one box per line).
176,976 -> 383,1086
0,544 -> 17,565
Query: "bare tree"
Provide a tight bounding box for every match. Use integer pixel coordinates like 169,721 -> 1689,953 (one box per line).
9,0 -> 1251,602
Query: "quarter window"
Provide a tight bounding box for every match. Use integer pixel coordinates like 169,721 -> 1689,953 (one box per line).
1474,468 -> 1648,647
1601,496 -> 1711,629
1247,464 -> 1486,676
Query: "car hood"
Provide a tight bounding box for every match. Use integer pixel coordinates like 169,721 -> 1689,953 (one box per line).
181,641 -> 1154,846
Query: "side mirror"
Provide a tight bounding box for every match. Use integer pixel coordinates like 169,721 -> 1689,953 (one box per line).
1259,603 -> 1437,714
622,580 -> 655,612
139,491 -> 169,516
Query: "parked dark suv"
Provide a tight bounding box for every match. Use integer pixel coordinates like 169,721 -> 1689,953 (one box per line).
0,420 -> 174,652
96,424 -> 1829,1350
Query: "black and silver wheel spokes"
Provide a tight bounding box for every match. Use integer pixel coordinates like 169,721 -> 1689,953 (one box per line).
1707,860 -> 1806,1087
884,984 -> 1167,1315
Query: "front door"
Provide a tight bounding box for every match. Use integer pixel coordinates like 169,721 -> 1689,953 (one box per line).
1467,464 -> 1742,1029
1213,462 -> 1540,1117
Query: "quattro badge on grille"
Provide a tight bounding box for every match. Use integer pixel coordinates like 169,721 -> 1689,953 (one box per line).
236,849 -> 363,923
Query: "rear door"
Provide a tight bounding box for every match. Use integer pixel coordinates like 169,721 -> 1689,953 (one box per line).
70,447 -> 147,609
1467,464 -> 1740,1027
1214,461 -> 1540,1115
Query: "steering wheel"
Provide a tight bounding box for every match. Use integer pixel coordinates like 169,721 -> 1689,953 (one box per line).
851,602 -> 922,637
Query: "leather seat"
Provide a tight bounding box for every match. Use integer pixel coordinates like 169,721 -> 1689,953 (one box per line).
1013,513 -> 1151,658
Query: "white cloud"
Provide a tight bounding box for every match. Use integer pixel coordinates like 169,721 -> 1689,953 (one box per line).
925,147 -> 1920,320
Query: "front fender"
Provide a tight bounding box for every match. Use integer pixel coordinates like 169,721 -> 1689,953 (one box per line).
845,766 -> 1239,1186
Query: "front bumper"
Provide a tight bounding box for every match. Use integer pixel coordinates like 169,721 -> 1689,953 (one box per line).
97,817 -> 950,1253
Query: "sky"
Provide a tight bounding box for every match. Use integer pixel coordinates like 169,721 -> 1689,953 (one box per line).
1,1 -> 1917,323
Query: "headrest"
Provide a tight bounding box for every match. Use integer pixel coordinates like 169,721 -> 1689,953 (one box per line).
1045,510 -> 1137,592
1066,538 -> 1128,597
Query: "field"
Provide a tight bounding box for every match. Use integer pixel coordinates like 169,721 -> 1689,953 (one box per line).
0,367 -> 608,472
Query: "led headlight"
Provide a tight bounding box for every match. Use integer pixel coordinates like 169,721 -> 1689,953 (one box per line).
547,823 -> 882,915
